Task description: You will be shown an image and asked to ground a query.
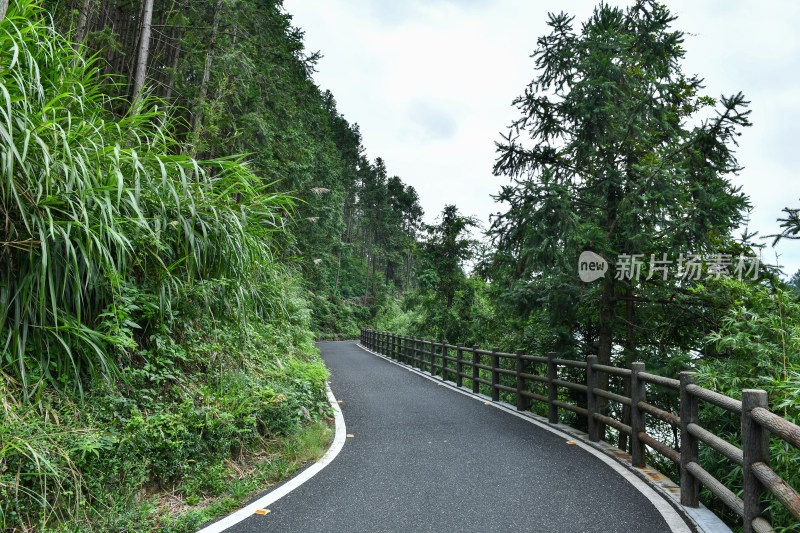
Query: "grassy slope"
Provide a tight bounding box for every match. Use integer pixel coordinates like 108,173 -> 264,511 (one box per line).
0,3 -> 333,531
2,284 -> 333,532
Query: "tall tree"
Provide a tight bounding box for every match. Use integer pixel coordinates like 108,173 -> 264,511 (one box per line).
131,0 -> 154,108
490,1 -> 752,420
72,0 -> 93,49
419,205 -> 479,341
189,0 -> 224,146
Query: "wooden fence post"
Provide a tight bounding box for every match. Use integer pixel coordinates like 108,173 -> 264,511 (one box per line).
472,345 -> 480,394
428,339 -> 434,374
742,389 -> 770,533
680,371 -> 699,507
491,348 -> 500,402
456,343 -> 463,388
630,362 -> 646,468
547,351 -> 558,424
586,355 -> 599,441
516,349 -> 526,412
442,341 -> 448,380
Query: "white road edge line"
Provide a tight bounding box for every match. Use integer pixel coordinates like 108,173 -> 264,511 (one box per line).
195,383 -> 346,533
357,343 -> 693,533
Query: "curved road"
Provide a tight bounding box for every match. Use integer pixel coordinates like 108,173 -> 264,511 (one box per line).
221,341 -> 689,533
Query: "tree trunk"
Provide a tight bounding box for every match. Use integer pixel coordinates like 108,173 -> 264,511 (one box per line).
162,23 -> 184,101
343,198 -> 352,243
73,0 -> 93,48
405,248 -> 412,291
596,172 -> 622,442
0,0 -> 8,22
190,0 -> 224,146
619,284 -> 635,452
109,2 -> 126,79
334,254 -> 342,297
370,254 -> 377,296
357,221 -> 364,259
596,274 -> 615,440
131,0 -> 154,109
148,3 -> 170,75
364,234 -> 372,300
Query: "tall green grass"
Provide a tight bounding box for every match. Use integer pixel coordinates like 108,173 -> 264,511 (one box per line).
0,0 -> 293,395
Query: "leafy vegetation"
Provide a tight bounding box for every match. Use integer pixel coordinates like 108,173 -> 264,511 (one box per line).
2,0 -> 798,531
1,1 -> 340,530
1,1 -> 293,395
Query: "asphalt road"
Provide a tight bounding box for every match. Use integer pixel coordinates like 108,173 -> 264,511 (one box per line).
221,340 -> 683,533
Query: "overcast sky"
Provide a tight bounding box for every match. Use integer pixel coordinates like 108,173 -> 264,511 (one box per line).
283,0 -> 800,277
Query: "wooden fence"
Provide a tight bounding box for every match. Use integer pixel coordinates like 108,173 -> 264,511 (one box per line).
360,328 -> 800,533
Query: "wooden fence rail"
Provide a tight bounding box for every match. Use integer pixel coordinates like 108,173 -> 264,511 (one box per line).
360,328 -> 800,533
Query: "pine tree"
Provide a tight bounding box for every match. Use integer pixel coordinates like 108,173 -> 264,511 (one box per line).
420,205 -> 479,341
490,1 -> 752,426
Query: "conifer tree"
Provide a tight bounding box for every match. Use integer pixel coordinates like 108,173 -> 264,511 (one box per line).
420,205 -> 479,340
490,1 -> 752,397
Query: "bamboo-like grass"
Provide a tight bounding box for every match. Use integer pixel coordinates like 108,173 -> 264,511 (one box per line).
0,1 -> 294,396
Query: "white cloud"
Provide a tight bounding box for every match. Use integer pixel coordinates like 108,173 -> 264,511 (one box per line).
406,100 -> 458,141
285,0 -> 800,276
